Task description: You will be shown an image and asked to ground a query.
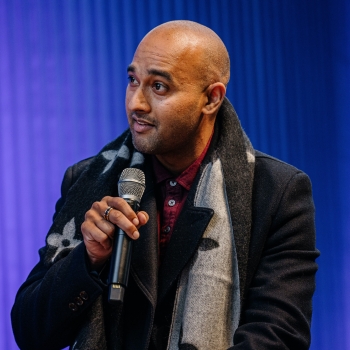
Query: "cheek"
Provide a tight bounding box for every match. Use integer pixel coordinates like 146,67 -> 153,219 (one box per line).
174,100 -> 202,126
154,93 -> 204,134
166,95 -> 200,116
125,92 -> 130,113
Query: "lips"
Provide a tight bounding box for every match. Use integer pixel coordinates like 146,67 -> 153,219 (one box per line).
132,116 -> 155,133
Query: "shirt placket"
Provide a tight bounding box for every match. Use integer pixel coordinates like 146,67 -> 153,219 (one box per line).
159,179 -> 182,258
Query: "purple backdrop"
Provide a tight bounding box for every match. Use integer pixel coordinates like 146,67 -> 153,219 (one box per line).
1,0 -> 349,349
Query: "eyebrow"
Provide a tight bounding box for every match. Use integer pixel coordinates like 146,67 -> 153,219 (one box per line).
127,65 -> 173,82
127,65 -> 136,73
147,69 -> 173,82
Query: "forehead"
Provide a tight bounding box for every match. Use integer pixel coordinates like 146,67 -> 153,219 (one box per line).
130,34 -> 202,81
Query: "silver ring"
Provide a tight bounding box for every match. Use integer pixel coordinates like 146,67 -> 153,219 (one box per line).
103,206 -> 114,222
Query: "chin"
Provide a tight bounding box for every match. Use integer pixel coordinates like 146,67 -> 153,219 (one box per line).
132,137 -> 158,155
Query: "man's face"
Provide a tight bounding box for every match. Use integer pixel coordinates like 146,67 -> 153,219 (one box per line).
125,33 -> 209,160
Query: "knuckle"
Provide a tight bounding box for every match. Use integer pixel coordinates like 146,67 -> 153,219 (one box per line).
111,209 -> 123,221
113,197 -> 124,207
84,210 -> 94,221
91,201 -> 101,211
102,196 -> 111,202
81,221 -> 89,234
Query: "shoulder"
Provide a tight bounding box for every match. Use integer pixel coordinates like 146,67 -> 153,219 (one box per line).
252,150 -> 313,217
254,150 -> 304,180
53,157 -> 96,219
61,157 -> 95,190
68,157 -> 96,179
254,150 -> 311,193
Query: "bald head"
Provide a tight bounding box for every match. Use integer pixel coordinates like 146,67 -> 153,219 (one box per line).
126,21 -> 229,172
139,20 -> 230,87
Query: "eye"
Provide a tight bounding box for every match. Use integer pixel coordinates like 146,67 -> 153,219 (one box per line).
153,82 -> 167,93
128,75 -> 139,86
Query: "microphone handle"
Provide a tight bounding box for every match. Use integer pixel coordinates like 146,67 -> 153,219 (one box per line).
108,199 -> 139,304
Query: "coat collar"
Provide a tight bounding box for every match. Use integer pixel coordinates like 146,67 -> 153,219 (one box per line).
215,98 -> 255,304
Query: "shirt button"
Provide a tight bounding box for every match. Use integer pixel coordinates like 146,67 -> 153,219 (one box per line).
163,226 -> 171,233
69,303 -> 78,311
170,181 -> 177,187
168,199 -> 176,207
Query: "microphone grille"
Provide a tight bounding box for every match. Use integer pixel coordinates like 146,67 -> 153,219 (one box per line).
118,168 -> 146,203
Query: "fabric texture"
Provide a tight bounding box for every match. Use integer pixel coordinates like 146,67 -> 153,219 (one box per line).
44,129 -> 145,265
168,158 -> 241,349
11,97 -> 319,350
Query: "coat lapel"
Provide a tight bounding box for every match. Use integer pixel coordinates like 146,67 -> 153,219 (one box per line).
130,159 -> 158,307
158,200 -> 214,303
129,156 -> 214,305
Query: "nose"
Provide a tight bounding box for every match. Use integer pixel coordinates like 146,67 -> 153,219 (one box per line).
126,86 -> 151,113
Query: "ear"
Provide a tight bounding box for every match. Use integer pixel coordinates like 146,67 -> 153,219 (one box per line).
202,83 -> 226,115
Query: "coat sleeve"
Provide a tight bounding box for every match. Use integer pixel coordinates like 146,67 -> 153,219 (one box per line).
11,162 -> 106,350
232,170 -> 319,349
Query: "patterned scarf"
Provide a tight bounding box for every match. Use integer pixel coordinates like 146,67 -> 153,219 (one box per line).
44,97 -> 255,349
44,129 -> 144,266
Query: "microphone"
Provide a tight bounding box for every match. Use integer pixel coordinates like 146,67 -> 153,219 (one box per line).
108,168 -> 146,304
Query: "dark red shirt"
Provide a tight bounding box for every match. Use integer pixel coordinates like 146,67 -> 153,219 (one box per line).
152,136 -> 212,264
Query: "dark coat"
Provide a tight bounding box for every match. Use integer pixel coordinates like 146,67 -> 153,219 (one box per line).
11,101 -> 319,350
11,155 -> 319,350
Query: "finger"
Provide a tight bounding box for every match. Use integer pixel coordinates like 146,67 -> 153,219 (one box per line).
136,211 -> 149,227
81,220 -> 113,251
106,208 -> 140,240
85,206 -> 113,236
105,197 -> 140,226
85,205 -> 116,238
95,217 -> 115,240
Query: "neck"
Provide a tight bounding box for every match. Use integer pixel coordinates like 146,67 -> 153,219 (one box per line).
155,126 -> 214,175
155,154 -> 195,176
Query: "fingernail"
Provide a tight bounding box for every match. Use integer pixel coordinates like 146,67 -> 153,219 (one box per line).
133,231 -> 140,239
133,218 -> 139,226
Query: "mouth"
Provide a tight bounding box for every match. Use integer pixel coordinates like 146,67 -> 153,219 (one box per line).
131,115 -> 155,133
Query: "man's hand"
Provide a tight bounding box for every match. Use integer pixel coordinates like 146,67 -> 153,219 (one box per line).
81,196 -> 149,269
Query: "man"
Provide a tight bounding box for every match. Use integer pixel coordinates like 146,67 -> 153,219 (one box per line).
11,20 -> 319,350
